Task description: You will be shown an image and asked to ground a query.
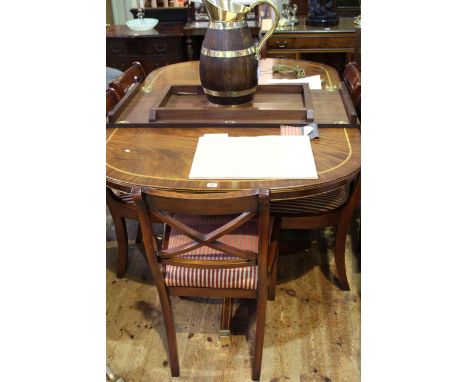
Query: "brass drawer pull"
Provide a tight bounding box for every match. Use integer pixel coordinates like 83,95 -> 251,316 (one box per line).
275,40 -> 289,48
153,43 -> 168,53
110,45 -> 122,54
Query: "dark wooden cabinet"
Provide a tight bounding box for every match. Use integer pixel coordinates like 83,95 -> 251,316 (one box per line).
106,24 -> 185,73
106,16 -> 358,75
265,17 -> 356,74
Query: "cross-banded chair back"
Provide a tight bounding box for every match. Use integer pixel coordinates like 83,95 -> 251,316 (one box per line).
132,188 -> 271,281
131,187 -> 278,380
109,61 -> 146,98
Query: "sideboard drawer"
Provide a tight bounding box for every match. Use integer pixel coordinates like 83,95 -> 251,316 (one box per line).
267,38 -> 296,49
107,53 -> 184,73
107,39 -> 129,55
266,52 -> 297,59
267,35 -> 355,50
143,37 -> 183,55
107,38 -> 147,56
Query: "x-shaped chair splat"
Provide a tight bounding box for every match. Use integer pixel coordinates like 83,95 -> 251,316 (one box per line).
154,211 -> 258,261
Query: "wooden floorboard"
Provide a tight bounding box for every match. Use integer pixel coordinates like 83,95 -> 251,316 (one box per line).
106,211 -> 361,381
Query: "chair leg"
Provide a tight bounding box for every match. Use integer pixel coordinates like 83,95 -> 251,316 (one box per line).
158,291 -> 180,377
112,215 -> 129,278
268,251 -> 278,301
135,223 -> 142,244
219,298 -> 233,346
334,223 -> 350,291
252,286 -> 268,381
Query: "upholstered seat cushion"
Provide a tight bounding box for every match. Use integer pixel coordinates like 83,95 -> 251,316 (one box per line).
164,215 -> 258,289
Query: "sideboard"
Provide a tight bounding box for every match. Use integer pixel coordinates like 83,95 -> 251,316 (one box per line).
106,17 -> 357,74
106,24 -> 185,73
265,17 -> 356,74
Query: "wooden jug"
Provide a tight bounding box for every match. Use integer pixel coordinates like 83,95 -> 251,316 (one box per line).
199,0 -> 279,105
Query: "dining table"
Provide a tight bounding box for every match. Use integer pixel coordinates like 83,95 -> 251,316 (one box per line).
106,58 -> 360,203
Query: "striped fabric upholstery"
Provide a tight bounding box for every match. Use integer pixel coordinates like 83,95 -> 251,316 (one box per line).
272,125 -> 350,215
109,189 -> 135,204
271,186 -> 349,215
115,191 -> 133,204
280,125 -> 303,136
164,215 -> 258,289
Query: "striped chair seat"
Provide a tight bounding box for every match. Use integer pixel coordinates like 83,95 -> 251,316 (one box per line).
115,192 -> 134,204
274,125 -> 350,215
164,215 -> 258,289
271,186 -> 349,216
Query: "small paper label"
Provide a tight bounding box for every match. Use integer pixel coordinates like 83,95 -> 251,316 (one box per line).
207,183 -> 218,188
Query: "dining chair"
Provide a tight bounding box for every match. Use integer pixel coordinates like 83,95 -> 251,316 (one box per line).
343,61 -> 361,118
106,87 -> 145,278
132,187 -> 280,381
106,186 -> 143,278
272,174 -> 360,291
106,87 -> 120,116
106,66 -> 123,89
108,61 -> 146,98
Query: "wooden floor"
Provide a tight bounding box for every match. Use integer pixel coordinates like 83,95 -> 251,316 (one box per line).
106,210 -> 361,382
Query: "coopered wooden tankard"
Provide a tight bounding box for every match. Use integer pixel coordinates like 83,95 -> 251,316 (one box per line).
200,0 -> 279,105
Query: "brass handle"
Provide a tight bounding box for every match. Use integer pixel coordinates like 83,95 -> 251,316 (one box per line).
275,40 -> 288,48
153,43 -> 168,52
248,0 -> 279,59
110,45 -> 122,54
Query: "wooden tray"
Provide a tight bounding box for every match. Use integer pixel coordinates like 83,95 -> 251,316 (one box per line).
148,84 -> 314,127
106,83 -> 359,128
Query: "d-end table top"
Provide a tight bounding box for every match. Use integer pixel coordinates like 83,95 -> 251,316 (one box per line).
106,59 -> 360,201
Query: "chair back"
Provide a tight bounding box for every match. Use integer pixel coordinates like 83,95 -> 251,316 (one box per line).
132,188 -> 271,281
109,61 -> 146,98
343,62 -> 361,112
106,88 -> 121,116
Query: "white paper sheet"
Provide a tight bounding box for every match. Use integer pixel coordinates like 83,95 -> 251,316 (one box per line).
189,136 -> 318,179
266,75 -> 322,90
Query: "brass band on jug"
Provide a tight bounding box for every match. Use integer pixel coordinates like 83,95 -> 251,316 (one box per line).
201,46 -> 257,58
208,21 -> 247,29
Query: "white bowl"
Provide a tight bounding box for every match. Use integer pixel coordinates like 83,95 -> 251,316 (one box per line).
126,18 -> 159,32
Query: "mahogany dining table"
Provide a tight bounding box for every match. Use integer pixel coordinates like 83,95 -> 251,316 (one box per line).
106,59 -> 360,203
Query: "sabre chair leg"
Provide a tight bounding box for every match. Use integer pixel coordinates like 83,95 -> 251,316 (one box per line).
334,223 -> 350,291
112,215 -> 129,278
158,292 -> 180,377
252,286 -> 268,381
219,298 -> 233,346
268,251 -> 278,301
135,223 -> 142,244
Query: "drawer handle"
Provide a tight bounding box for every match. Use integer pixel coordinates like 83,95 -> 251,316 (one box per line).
153,43 -> 168,53
275,40 -> 289,48
110,45 -> 122,54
